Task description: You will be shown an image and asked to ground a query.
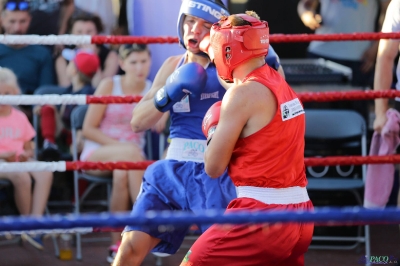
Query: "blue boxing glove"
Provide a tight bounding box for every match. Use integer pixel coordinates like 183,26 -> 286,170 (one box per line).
154,62 -> 207,112
265,45 -> 280,71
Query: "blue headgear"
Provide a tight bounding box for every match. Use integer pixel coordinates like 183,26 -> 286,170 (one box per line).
177,0 -> 230,49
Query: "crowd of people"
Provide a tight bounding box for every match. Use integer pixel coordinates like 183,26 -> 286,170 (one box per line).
0,0 -> 399,265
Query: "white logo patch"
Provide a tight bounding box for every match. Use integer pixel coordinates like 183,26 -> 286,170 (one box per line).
280,98 -> 304,121
173,96 -> 191,112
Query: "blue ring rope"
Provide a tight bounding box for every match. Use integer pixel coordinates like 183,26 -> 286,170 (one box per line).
0,207 -> 399,232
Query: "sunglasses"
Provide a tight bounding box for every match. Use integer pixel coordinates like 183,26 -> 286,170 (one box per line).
4,1 -> 29,11
122,44 -> 147,50
119,44 -> 148,58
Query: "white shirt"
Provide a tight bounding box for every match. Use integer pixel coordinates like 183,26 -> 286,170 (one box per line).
309,0 -> 384,61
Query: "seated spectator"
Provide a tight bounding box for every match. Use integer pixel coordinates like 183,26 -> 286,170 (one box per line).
27,0 -> 75,55
0,0 -> 55,95
81,44 -> 151,264
74,0 -> 117,35
0,67 -> 53,250
55,13 -> 119,88
36,50 -> 99,161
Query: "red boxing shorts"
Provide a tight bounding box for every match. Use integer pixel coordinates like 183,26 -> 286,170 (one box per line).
181,198 -> 314,266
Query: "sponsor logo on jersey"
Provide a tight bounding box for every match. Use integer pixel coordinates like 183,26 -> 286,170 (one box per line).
200,91 -> 219,100
280,98 -> 304,121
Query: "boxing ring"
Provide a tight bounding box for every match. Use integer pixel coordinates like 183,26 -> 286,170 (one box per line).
1,31 -> 400,265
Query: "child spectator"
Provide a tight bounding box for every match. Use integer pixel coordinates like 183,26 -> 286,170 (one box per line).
81,44 -> 152,263
55,13 -> 119,88
37,50 -> 100,161
0,67 -> 53,250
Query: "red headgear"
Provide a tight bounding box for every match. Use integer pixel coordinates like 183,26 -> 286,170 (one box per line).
210,14 -> 269,82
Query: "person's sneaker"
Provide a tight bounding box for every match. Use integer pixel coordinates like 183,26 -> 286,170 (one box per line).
152,252 -> 171,257
21,233 -> 44,250
107,241 -> 121,264
40,139 -> 61,161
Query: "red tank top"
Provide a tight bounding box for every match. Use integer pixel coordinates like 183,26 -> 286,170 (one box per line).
228,65 -> 307,188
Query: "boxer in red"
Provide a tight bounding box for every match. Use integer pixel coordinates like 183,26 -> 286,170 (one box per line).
181,11 -> 314,266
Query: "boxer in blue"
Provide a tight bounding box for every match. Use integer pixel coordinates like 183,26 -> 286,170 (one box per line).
113,1 -> 284,265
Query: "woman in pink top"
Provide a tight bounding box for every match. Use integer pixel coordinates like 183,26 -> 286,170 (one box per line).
0,68 -> 53,250
81,44 -> 166,263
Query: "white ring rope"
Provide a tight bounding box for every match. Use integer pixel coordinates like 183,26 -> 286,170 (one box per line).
0,162 -> 66,173
0,35 -> 91,45
0,95 -> 87,105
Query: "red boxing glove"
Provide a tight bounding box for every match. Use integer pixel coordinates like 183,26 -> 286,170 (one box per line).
199,34 -> 214,61
202,101 -> 221,144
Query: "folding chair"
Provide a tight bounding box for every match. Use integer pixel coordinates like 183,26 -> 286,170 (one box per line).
70,105 -> 112,260
304,109 -> 370,265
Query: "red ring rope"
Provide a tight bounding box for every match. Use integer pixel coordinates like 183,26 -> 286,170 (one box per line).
64,155 -> 400,171
90,32 -> 400,44
85,90 -> 400,104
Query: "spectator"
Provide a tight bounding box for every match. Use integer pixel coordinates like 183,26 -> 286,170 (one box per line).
28,0 -> 74,36
245,0 -> 313,59
27,0 -> 75,55
373,0 -> 400,133
0,0 -> 55,95
73,0 -> 117,35
80,44 -> 152,264
0,67 -> 53,250
55,13 -> 119,88
36,50 -> 99,161
298,0 -> 390,87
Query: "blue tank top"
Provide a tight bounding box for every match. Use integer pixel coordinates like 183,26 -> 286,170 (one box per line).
169,60 -> 225,140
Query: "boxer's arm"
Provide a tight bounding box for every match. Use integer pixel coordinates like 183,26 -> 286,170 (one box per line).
204,85 -> 251,178
373,38 -> 399,132
298,0 -> 321,30
130,56 -> 180,133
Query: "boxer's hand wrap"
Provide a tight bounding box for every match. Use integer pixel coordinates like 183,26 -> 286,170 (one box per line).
202,101 -> 221,145
154,62 -> 207,112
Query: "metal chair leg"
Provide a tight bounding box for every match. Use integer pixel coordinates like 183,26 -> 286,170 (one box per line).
45,207 -> 60,258
73,172 -> 82,260
365,225 -> 371,266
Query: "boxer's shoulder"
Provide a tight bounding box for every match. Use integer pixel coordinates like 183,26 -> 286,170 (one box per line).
156,55 -> 185,81
164,55 -> 185,70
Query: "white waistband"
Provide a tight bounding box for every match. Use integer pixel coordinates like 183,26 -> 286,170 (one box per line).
236,186 -> 310,205
166,138 -> 207,162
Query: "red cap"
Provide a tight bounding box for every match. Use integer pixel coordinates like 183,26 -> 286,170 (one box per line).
62,49 -> 100,77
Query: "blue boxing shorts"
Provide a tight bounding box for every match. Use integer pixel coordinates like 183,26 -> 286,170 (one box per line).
124,159 -> 236,254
